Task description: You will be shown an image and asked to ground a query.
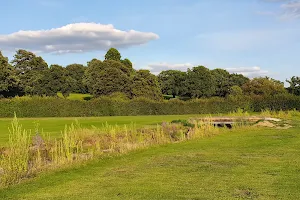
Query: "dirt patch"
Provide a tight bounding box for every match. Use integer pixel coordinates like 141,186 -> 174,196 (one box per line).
276,124 -> 293,130
265,117 -> 281,122
254,121 -> 276,128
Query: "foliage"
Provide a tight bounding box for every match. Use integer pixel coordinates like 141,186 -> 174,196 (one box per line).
2,121 -> 300,199
229,73 -> 249,87
184,66 -> 216,98
131,70 -> 163,100
0,52 -> 20,97
251,93 -> 300,112
121,58 -> 133,69
90,60 -> 132,97
12,49 -> 48,73
104,48 -> 121,61
11,50 -> 49,96
0,115 -> 220,187
158,70 -> 186,98
0,96 -> 250,117
211,68 -> 231,97
65,64 -> 87,94
287,76 -> 300,96
242,77 -> 287,96
0,47 -> 297,108
83,59 -> 103,95
229,85 -> 243,96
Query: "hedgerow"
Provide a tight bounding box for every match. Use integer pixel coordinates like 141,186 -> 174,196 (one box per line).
0,94 -> 299,117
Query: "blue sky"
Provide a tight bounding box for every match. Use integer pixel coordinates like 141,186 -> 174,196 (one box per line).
0,0 -> 300,82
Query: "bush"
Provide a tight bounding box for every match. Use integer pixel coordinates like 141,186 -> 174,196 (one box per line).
251,94 -> 300,112
0,95 -> 299,117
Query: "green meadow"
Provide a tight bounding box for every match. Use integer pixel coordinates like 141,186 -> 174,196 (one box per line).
0,121 -> 300,199
0,113 -> 299,199
0,115 -> 199,145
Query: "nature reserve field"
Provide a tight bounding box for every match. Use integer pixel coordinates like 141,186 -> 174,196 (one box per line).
0,115 -> 198,145
0,113 -> 299,199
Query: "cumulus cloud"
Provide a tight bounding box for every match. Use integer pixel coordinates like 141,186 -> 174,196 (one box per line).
0,23 -> 159,54
144,62 -> 194,74
226,66 -> 269,78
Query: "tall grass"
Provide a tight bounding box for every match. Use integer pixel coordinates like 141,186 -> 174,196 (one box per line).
0,115 -> 241,188
0,115 -> 31,186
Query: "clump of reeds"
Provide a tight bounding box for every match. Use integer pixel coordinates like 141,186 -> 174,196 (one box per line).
0,114 -> 31,186
228,108 -> 250,117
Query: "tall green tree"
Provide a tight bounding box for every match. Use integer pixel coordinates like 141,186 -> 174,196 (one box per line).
229,73 -> 249,87
104,48 -> 121,61
45,64 -> 72,97
65,64 -> 86,93
0,51 -> 20,97
211,69 -> 231,97
121,58 -> 133,69
85,60 -> 131,97
242,77 -> 287,96
131,70 -> 162,100
12,49 -> 48,73
184,66 -> 216,98
11,49 -> 49,95
287,76 -> 300,96
158,70 -> 186,98
83,59 -> 103,94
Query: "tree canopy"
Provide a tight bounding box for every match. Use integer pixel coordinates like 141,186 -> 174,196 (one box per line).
242,77 -> 287,96
158,70 -> 186,98
0,47 -> 293,101
184,66 -> 216,98
287,76 -> 300,96
0,51 -> 20,97
105,48 -> 121,61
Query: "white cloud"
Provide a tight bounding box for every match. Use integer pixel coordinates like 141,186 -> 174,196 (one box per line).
0,23 -> 159,54
226,66 -> 269,78
280,1 -> 300,19
144,62 -> 194,74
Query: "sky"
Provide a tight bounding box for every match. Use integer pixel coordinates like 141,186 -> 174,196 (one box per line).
0,0 -> 300,83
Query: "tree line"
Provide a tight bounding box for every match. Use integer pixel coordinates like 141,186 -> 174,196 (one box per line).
1,48 -> 299,100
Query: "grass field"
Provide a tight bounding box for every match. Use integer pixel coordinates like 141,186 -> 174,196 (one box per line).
0,114 -> 299,199
57,93 -> 93,100
0,115 -> 199,145
0,123 -> 299,199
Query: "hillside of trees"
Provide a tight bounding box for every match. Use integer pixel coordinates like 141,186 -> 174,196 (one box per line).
1,48 -> 300,100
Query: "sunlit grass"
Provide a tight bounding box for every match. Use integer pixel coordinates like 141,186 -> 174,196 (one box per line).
0,115 -> 222,187
1,116 -> 299,199
57,93 -> 93,101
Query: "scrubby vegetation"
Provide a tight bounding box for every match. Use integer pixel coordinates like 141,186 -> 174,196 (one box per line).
0,94 -> 299,117
2,48 -> 300,117
0,110 -> 299,199
0,115 -> 221,187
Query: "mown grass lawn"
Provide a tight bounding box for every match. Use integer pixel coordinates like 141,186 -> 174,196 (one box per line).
0,115 -> 200,145
0,120 -> 299,199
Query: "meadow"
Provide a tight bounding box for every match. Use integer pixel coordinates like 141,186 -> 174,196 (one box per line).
0,115 -> 198,145
0,112 -> 299,199
0,119 -> 299,199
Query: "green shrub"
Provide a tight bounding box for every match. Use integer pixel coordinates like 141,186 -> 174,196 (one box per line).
0,94 -> 299,117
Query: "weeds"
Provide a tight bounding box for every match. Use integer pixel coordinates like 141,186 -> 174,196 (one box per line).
0,114 -> 228,187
